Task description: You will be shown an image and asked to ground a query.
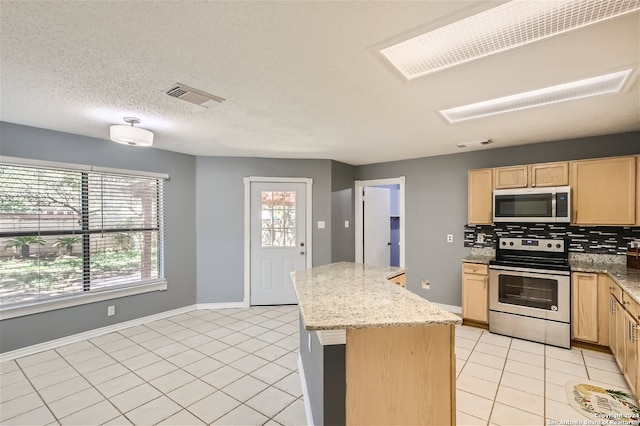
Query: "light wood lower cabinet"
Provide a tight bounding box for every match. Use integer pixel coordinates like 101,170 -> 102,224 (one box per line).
608,280 -> 639,401
462,262 -> 488,324
572,272 -> 599,342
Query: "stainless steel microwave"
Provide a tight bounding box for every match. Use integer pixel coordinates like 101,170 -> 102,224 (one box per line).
493,186 -> 571,223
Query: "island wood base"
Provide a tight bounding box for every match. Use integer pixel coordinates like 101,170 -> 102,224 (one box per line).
346,324 -> 456,425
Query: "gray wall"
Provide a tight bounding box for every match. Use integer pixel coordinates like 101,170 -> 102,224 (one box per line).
195,157 -> 332,303
357,132 -> 640,307
331,161 -> 356,263
0,122 -> 197,352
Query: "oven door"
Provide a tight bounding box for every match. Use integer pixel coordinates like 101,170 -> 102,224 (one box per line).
489,266 -> 570,323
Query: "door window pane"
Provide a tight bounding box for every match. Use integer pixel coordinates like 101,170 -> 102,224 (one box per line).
261,191 -> 296,247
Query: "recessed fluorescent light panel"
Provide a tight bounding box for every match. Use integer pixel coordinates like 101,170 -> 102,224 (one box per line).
440,69 -> 636,123
379,0 -> 640,81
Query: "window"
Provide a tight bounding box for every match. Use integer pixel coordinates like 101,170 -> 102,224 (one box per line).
0,158 -> 166,310
260,191 -> 296,247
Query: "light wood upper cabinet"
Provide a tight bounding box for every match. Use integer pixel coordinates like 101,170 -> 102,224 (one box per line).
494,166 -> 528,189
572,272 -> 599,343
570,156 -> 636,225
468,169 -> 493,225
462,262 -> 488,324
529,162 -> 569,187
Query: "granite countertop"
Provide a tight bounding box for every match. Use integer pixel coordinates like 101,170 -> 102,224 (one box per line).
570,261 -> 640,305
290,262 -> 462,331
462,255 -> 493,265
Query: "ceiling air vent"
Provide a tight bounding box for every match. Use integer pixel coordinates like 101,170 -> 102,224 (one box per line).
165,83 -> 225,108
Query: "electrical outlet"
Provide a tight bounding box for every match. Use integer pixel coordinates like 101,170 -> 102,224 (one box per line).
421,279 -> 430,289
447,234 -> 453,243
477,233 -> 485,243
107,305 -> 115,316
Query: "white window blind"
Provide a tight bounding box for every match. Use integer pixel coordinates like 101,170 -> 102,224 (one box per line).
0,160 -> 166,307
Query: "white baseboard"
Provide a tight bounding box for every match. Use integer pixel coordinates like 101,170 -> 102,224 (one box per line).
432,302 -> 462,315
195,302 -> 245,310
298,354 -> 315,426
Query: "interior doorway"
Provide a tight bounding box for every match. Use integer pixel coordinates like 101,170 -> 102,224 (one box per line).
355,177 -> 405,267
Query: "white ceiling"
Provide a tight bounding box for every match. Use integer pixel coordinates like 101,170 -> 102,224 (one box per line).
1,1 -> 638,166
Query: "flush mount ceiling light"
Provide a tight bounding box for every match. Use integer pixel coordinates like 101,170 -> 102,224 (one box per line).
440,68 -> 637,123
110,117 -> 154,147
457,139 -> 493,148
378,0 -> 640,81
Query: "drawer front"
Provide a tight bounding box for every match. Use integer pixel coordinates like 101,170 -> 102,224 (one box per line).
463,263 -> 488,275
622,292 -> 639,318
609,281 -> 624,303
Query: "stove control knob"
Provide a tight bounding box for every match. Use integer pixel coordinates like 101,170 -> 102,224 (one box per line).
547,243 -> 552,248
509,242 -> 514,246
556,244 -> 561,249
502,241 -> 506,246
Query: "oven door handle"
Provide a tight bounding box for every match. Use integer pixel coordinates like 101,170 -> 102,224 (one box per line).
489,265 -> 571,276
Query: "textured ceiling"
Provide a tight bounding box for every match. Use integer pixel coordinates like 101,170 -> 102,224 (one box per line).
1,1 -> 638,165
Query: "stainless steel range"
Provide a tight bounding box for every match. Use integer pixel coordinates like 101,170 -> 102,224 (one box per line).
489,237 -> 571,348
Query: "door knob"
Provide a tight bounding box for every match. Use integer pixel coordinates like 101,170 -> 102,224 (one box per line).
300,242 -> 305,247
387,242 -> 391,246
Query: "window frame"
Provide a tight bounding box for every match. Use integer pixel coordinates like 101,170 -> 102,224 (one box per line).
0,156 -> 168,320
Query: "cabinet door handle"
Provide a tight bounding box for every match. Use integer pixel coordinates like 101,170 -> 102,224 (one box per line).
609,298 -> 613,315
483,278 -> 487,290
573,210 -> 577,223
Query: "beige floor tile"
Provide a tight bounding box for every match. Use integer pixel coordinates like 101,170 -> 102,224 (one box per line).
546,357 -> 588,377
474,342 -> 509,358
218,331 -> 252,346
167,329 -> 201,342
274,336 -> 299,351
201,365 -> 245,388
97,337 -> 136,354
48,387 -> 105,419
456,346 -> 473,360
0,392 -> 45,422
587,368 -> 632,389
545,369 -> 586,387
581,349 -> 615,361
135,359 -> 178,381
204,327 -> 234,340
38,376 -> 92,404
456,325 -> 483,340
72,354 -> 115,375
120,351 -> 162,370
509,338 -> 545,355
109,383 -> 163,413
545,346 -> 585,365
166,379 -> 217,407
138,335 -> 175,351
22,357 -> 69,378
101,415 -> 133,425
187,391 -> 240,423
495,386 -> 544,416
59,346 -> 105,365
545,382 -> 568,403
128,329 -> 163,344
1,405 -> 56,425
166,349 -> 206,368
456,389 -> 493,421
181,334 -> 214,348
221,375 -> 269,402
256,330 -> 289,344
545,398 -> 591,423
229,353 -> 269,374
95,372 -> 145,399
468,351 -> 507,370
504,359 -> 544,380
461,361 -> 504,383
15,350 -> 61,368
125,395 -> 182,425
59,400 -> 120,426
499,371 -> 544,397
273,351 -> 299,371
83,363 -> 129,385
156,409 -> 206,425
54,340 -> 94,357
0,379 -> 36,403
478,332 -> 512,348
273,398 -> 306,426
211,346 -> 249,364
211,404 -> 269,425
507,348 -> 545,367
583,356 -> 620,373
456,336 -> 479,350
30,366 -> 80,390
90,332 -> 123,346
0,369 -> 28,388
246,386 -> 297,418
154,341 -> 191,358
457,373 -> 499,399
253,344 -> 289,361
456,410 -> 487,425
234,337 -> 270,353
181,356 -> 224,377
489,402 -> 544,425
196,339 -> 231,355
273,372 -> 303,398
249,363 -> 291,385
150,368 -> 197,393
108,343 -> 148,362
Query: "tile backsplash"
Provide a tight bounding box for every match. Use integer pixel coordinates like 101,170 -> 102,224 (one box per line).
464,224 -> 640,255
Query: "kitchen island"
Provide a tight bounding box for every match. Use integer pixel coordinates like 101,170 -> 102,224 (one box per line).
291,262 -> 461,426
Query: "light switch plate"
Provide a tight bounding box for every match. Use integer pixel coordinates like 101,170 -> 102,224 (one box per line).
318,221 -> 325,229
344,220 -> 349,228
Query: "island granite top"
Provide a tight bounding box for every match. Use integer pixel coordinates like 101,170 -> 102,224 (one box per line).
290,262 -> 462,331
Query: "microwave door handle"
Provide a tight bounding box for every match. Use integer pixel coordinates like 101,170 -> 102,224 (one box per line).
552,193 -> 557,218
